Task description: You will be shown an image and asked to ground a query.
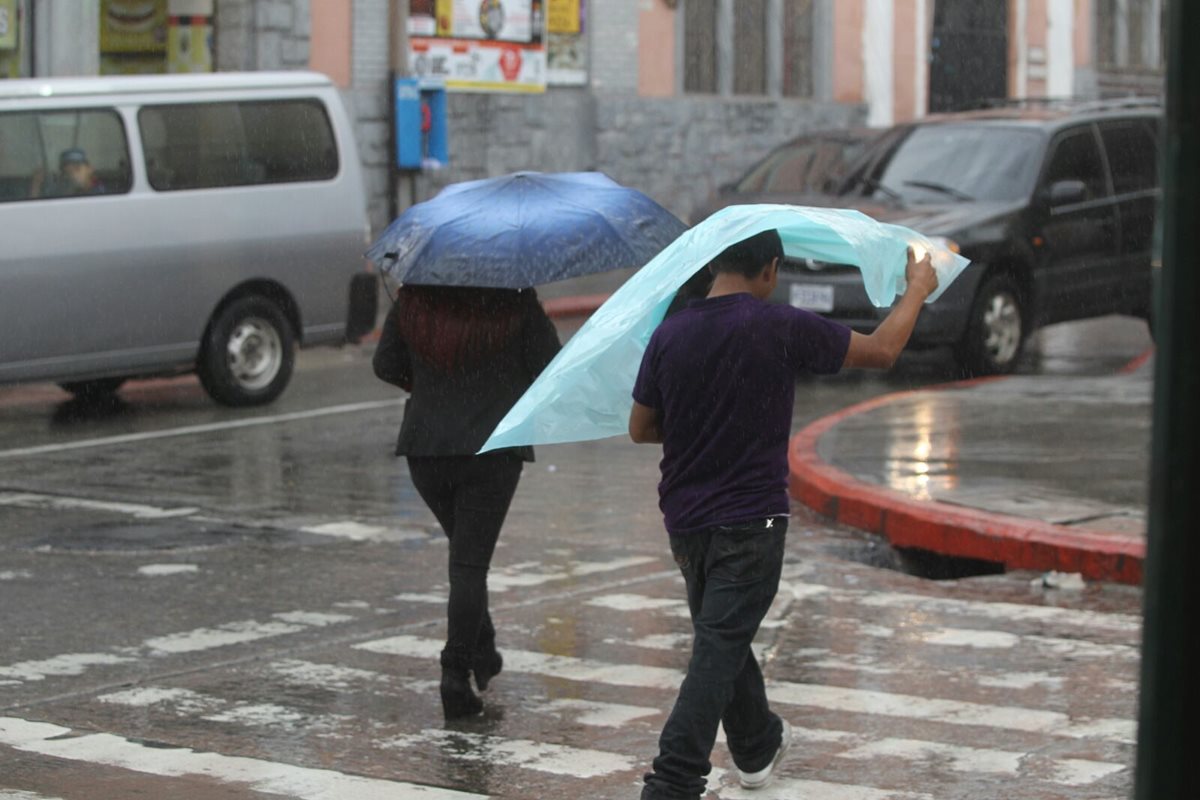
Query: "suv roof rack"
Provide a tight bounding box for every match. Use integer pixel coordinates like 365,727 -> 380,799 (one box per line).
981,96 -> 1162,113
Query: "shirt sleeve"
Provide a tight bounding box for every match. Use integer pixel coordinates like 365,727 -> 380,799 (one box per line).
780,306 -> 852,375
632,332 -> 663,409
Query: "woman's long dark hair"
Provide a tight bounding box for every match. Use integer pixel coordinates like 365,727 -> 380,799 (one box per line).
396,285 -> 534,372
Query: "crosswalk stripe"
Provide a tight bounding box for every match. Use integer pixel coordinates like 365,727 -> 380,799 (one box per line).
712,772 -> 932,800
355,635 -> 1134,745
0,792 -> 66,800
583,590 -> 1139,662
0,716 -> 486,799
837,737 -> 1123,784
381,729 -> 637,778
779,578 -> 1140,634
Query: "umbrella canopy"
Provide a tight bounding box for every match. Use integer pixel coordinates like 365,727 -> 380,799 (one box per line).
365,171 -> 688,289
479,203 -> 970,452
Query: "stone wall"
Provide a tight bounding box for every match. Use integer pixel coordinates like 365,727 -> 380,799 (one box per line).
416,91 -> 865,225
215,0 -> 311,71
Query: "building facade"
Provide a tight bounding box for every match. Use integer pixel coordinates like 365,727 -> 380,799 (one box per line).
1,1 -> 1166,232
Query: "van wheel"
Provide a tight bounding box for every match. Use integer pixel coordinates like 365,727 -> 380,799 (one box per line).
198,296 -> 295,407
955,274 -> 1025,376
58,378 -> 125,401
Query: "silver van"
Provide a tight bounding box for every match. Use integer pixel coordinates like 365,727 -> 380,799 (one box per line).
0,71 -> 377,406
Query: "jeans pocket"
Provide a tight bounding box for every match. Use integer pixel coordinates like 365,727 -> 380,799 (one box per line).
709,528 -> 785,584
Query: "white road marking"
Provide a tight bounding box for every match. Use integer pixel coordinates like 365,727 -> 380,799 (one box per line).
0,491 -> 198,519
394,593 -> 448,604
0,399 -> 403,460
534,698 -> 661,727
0,570 -> 32,580
381,729 -> 637,778
586,593 -> 689,613
781,578 -> 1140,634
357,635 -> 1134,744
0,652 -> 137,683
1,609 -> 360,685
1049,759 -> 1130,786
144,620 -> 308,654
269,659 -> 389,690
711,769 -> 931,800
607,633 -> 693,651
0,792 -> 66,800
301,521 -> 429,543
0,716 -> 485,799
918,629 -> 1020,648
595,589 -> 1139,662
137,564 -> 199,577
488,556 -> 658,592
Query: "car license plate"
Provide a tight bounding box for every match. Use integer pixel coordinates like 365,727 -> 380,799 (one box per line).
789,283 -> 834,312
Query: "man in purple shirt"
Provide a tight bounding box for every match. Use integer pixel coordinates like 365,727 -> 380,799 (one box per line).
629,229 -> 937,799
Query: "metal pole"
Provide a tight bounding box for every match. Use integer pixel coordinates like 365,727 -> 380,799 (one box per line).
387,0 -> 410,225
1134,0 -> 1200,796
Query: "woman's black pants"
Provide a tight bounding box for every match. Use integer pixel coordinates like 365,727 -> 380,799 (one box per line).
407,453 -> 524,660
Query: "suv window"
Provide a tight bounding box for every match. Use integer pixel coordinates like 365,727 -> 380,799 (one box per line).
138,99 -> 338,191
0,109 -> 131,203
1043,128 -> 1109,200
864,124 -> 1042,204
1099,120 -> 1158,195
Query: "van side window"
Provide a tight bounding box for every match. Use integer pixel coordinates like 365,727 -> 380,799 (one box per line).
0,109 -> 131,203
138,99 -> 339,191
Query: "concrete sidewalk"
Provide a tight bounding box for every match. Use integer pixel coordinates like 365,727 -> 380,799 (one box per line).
789,354 -> 1153,584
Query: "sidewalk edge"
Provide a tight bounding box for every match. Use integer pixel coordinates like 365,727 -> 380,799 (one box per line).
787,382 -> 1145,585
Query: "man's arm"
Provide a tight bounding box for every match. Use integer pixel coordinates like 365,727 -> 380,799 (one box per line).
843,248 -> 938,370
628,401 -> 663,444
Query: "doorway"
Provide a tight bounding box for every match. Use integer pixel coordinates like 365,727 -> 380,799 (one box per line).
929,0 -> 1009,112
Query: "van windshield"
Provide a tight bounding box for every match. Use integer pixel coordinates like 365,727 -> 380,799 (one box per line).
867,125 -> 1043,204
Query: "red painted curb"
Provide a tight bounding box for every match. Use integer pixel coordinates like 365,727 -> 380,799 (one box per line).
543,293 -> 611,319
788,379 -> 1145,585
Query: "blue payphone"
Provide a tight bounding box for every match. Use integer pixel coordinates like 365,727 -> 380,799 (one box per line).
395,77 -> 448,170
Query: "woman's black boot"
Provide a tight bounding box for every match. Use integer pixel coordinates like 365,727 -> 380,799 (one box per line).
440,648 -> 483,719
473,647 -> 503,692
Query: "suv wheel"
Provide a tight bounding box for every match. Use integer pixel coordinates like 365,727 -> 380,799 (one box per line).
58,377 -> 126,401
956,274 -> 1025,376
198,296 -> 295,407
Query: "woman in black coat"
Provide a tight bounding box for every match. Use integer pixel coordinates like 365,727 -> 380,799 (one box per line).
373,285 -> 561,718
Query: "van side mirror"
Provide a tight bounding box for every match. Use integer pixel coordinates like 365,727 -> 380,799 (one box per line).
1047,179 -> 1087,207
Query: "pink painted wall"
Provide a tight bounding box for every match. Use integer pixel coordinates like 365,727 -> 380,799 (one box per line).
310,0 -> 353,87
638,2 -> 675,97
893,0 -> 919,122
1074,0 -> 1092,66
833,0 -> 865,104
1026,0 -> 1048,97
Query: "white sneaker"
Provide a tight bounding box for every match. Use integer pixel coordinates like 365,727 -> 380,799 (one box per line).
736,719 -> 792,789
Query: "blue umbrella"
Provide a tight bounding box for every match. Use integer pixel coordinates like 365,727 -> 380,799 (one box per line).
479,204 -> 971,452
365,171 -> 688,289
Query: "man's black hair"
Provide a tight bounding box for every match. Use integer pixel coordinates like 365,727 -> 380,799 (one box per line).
707,229 -> 784,279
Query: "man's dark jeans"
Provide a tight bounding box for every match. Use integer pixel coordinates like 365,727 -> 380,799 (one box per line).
642,518 -> 787,800
407,453 -> 523,658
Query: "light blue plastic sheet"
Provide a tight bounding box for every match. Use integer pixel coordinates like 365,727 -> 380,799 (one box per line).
480,204 -> 970,452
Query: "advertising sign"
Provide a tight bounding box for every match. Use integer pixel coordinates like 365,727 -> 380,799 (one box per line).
409,0 -> 546,93
410,37 -> 545,93
100,0 -> 168,54
546,0 -> 585,85
0,0 -> 17,52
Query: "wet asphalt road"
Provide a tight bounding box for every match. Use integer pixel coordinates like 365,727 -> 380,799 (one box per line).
0,313 -> 1151,799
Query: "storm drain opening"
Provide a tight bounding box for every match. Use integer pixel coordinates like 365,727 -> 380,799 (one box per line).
825,534 -> 1006,581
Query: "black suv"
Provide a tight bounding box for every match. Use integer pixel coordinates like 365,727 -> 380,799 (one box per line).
774,99 -> 1161,374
